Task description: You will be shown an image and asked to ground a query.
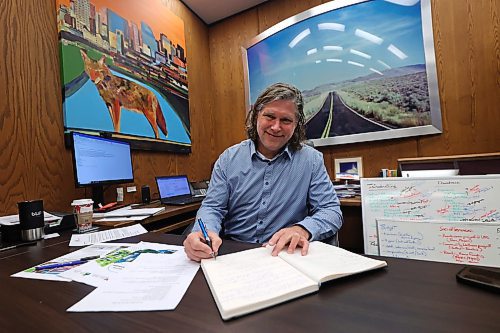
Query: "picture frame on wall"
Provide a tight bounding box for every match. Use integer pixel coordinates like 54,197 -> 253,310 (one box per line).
335,157 -> 363,181
242,0 -> 442,147
56,0 -> 191,153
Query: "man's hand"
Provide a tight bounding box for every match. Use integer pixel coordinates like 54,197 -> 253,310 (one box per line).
183,231 -> 222,262
267,225 -> 310,256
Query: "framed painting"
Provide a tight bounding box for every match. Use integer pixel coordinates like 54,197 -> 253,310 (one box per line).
242,0 -> 442,147
56,0 -> 191,152
334,157 -> 363,180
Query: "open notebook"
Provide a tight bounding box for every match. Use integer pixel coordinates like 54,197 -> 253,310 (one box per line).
201,241 -> 387,320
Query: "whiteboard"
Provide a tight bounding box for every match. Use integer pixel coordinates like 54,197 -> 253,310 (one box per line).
377,219 -> 500,267
361,176 -> 500,255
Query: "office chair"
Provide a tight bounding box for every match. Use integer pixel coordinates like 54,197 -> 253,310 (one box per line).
320,232 -> 339,247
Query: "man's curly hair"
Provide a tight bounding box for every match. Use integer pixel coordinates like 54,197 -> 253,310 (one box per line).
245,82 -> 306,151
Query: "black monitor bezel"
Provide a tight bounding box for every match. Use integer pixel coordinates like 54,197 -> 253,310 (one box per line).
70,131 -> 135,188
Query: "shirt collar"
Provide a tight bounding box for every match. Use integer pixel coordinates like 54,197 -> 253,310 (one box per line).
249,140 -> 293,161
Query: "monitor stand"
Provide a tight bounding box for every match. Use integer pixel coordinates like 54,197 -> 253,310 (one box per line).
91,185 -> 104,209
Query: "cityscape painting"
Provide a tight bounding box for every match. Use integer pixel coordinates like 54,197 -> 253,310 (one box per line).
243,0 -> 442,147
57,0 -> 191,152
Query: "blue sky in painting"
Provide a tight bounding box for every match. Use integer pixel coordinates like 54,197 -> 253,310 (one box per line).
247,0 -> 425,102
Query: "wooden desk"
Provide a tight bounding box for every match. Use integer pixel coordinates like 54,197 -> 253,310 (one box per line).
1,233 -> 499,332
339,196 -> 363,253
93,202 -> 201,233
89,197 -> 365,253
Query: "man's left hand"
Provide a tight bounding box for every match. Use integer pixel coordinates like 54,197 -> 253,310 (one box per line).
267,225 -> 310,256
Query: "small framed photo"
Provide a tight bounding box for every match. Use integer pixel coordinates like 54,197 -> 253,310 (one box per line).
334,157 -> 363,181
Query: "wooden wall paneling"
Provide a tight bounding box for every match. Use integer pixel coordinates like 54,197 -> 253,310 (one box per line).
257,0 -> 324,32
464,0 -> 500,151
177,12 -> 214,181
208,10 -> 260,156
206,0 -> 499,180
418,0 -> 500,157
321,137 -> 418,179
0,0 -> 213,215
0,0 -> 83,214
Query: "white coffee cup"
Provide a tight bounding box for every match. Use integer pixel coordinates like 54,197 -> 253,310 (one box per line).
71,199 -> 93,233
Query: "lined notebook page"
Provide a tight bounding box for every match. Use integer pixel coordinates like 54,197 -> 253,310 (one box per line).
201,247 -> 317,319
279,242 -> 387,283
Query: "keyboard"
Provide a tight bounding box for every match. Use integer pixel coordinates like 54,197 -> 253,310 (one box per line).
162,196 -> 204,205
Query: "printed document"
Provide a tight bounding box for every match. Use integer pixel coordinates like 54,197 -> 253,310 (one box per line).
67,249 -> 199,312
11,243 -> 133,282
69,224 -> 147,246
60,242 -> 185,287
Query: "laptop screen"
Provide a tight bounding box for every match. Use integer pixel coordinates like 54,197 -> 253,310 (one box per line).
156,175 -> 192,199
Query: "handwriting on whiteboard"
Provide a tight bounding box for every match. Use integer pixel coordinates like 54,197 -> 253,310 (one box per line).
377,220 -> 500,267
361,176 -> 500,255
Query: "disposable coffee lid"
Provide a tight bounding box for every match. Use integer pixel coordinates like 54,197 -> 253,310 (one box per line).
71,199 -> 93,206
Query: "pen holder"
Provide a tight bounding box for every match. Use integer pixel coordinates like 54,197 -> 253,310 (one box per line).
18,200 -> 45,241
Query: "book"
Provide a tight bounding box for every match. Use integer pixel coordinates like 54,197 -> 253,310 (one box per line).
201,241 -> 387,320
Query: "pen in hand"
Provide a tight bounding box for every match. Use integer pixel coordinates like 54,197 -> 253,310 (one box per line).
198,218 -> 216,260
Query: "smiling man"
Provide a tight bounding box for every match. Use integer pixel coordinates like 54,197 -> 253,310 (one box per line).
184,83 -> 343,261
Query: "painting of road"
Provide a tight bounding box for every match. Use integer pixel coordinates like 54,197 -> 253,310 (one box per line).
245,0 -> 441,146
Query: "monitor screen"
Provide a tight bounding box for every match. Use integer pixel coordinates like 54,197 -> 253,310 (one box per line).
71,132 -> 134,187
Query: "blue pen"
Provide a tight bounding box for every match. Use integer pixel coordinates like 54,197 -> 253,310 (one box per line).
34,256 -> 99,271
198,218 -> 216,260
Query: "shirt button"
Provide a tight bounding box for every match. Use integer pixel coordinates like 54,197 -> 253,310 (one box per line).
265,182 -> 269,185
259,221 -> 263,224
268,162 -> 271,165
262,201 -> 265,205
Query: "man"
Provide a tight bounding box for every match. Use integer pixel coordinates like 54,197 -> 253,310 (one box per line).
184,83 -> 343,261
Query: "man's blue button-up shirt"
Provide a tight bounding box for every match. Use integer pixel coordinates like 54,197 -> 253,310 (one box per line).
194,139 -> 343,243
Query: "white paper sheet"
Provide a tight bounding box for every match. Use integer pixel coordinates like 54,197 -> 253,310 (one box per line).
69,224 -> 148,246
67,250 -> 199,312
94,216 -> 147,222
93,207 -> 165,219
0,211 -> 60,226
60,242 -> 185,287
11,243 -> 133,281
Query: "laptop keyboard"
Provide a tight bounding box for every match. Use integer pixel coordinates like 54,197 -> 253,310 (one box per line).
164,196 -> 204,205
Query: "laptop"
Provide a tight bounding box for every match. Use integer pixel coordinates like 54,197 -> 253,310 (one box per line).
155,175 -> 205,205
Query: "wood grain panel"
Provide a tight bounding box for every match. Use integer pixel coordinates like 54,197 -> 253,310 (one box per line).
2,0 -> 499,216
420,0 -> 500,157
208,0 -> 500,179
0,0 -> 214,215
257,0 -> 324,32
208,10 -> 260,156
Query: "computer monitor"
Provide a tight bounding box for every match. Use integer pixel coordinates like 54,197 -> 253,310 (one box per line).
71,132 -> 134,207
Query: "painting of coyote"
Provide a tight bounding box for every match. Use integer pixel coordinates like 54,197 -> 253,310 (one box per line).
81,50 -> 167,139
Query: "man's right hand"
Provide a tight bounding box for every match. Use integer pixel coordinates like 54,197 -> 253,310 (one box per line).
183,231 -> 222,262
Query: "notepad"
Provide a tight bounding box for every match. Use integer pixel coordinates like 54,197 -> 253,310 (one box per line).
201,241 -> 387,320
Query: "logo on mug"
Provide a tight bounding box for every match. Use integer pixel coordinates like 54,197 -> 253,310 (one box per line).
31,210 -> 42,217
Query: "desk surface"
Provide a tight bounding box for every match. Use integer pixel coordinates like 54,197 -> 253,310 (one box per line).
339,195 -> 361,207
92,202 -> 201,230
1,233 -> 499,333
